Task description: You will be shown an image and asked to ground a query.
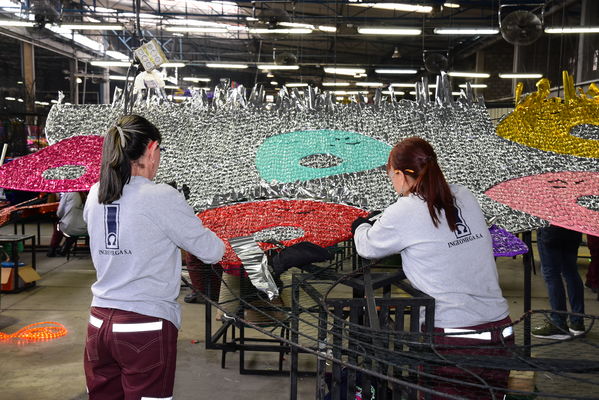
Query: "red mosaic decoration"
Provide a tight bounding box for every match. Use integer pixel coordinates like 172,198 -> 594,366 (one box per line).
0,135 -> 103,192
198,199 -> 367,274
485,171 -> 599,236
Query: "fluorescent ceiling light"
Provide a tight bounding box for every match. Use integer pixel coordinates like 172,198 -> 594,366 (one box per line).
164,85 -> 180,90
183,77 -> 211,82
409,91 -> 432,95
286,83 -> 308,87
318,25 -> 337,32
458,83 -> 487,88
105,50 -> 128,60
48,25 -> 105,52
120,12 -> 161,20
332,90 -> 369,95
17,98 -> 23,102
451,91 -> 462,95
60,23 -> 124,30
109,75 -> 134,81
0,0 -> 21,10
165,19 -> 223,27
434,28 -> 499,35
336,96 -> 344,101
225,25 -> 247,31
257,64 -> 299,70
382,90 -> 405,95
246,16 -> 259,22
448,71 -> 490,78
324,67 -> 366,76
0,20 -> 34,27
92,7 -> 118,13
322,82 -> 350,87
4,97 -> 16,101
51,100 -> 58,104
205,63 -> 248,69
498,73 -> 543,79
165,26 -> 228,33
278,22 -> 314,29
443,2 -> 461,8
356,82 -> 384,87
249,28 -> 312,34
171,95 -> 188,101
349,3 -> 432,13
358,27 -> 421,35
389,83 -> 436,88
545,26 -> 599,34
375,68 -> 418,74
270,81 -> 278,85
162,62 -> 186,68
91,60 -> 130,67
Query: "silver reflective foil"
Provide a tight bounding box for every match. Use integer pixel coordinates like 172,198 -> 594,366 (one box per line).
229,235 -> 279,300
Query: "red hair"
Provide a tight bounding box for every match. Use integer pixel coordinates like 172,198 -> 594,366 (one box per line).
387,137 -> 457,231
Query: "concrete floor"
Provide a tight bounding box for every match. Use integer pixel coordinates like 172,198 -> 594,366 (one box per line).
0,222 -> 598,400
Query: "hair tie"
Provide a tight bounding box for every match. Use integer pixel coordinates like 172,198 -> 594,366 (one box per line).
116,125 -> 126,148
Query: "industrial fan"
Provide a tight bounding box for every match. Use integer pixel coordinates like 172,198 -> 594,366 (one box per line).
499,5 -> 544,46
423,51 -> 449,74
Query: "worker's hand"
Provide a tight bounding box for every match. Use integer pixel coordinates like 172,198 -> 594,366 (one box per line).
351,216 -> 373,236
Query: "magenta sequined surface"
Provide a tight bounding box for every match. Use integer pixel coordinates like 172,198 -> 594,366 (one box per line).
489,225 -> 529,257
0,135 -> 103,192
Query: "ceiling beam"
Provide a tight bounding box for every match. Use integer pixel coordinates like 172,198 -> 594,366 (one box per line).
0,26 -> 97,61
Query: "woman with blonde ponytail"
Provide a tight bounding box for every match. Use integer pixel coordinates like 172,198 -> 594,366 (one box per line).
352,137 -> 514,399
83,114 -> 225,399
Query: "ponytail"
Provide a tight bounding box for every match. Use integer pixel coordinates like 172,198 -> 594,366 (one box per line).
387,137 -> 457,231
98,115 -> 162,204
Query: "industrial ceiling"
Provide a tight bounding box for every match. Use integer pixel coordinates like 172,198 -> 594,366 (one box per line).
0,0 -> 597,107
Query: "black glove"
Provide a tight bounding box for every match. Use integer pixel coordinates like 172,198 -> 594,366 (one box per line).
367,210 -> 382,220
351,216 -> 373,236
270,242 -> 332,278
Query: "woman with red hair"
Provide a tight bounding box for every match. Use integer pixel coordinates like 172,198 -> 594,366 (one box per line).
352,137 -> 514,399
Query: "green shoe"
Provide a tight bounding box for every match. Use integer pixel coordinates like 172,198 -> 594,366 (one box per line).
532,320 -> 570,340
568,320 -> 586,336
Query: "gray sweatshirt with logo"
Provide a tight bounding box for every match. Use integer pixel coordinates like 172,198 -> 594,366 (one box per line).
354,184 -> 509,328
83,176 -> 225,328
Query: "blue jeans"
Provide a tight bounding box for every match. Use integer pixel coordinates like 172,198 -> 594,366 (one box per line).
537,226 -> 584,325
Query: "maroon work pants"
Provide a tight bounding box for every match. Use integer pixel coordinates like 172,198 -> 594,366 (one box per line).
422,316 -> 515,400
84,307 -> 178,400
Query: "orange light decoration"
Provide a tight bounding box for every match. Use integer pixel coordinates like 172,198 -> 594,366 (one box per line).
0,321 -> 68,342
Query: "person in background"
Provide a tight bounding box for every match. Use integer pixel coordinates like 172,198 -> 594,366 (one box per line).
533,226 -> 585,339
352,137 -> 514,400
47,191 -> 88,257
83,114 -> 225,400
585,234 -> 599,300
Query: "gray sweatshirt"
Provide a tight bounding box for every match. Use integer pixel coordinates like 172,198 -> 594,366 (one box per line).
58,192 -> 87,236
354,184 -> 509,328
83,176 -> 225,328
